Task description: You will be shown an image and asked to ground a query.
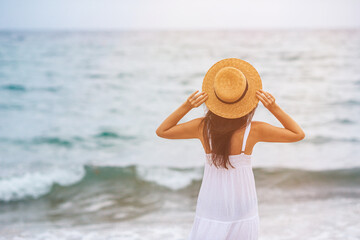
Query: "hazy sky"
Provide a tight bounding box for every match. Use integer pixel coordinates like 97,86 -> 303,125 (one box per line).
0,0 -> 359,30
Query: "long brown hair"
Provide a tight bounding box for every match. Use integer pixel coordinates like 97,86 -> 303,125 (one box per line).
200,106 -> 257,169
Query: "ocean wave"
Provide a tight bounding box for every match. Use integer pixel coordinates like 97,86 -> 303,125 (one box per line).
32,137 -> 74,147
3,133 -> 357,150
0,133 -> 135,148
0,167 -> 85,202
255,167 -> 360,189
94,131 -> 136,140
86,73 -> 108,79
333,100 -> 360,106
333,118 -> 356,125
306,135 -> 360,144
0,104 -> 23,110
1,165 -> 359,203
1,84 -> 26,91
116,72 -> 133,78
0,84 -> 60,93
0,136 -> 77,148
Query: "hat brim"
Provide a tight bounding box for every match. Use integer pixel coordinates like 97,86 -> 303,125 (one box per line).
202,58 -> 262,119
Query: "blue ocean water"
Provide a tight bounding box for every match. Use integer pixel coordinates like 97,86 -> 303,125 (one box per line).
0,30 -> 359,239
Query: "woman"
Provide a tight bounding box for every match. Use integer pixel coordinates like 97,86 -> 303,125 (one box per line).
156,58 -> 305,240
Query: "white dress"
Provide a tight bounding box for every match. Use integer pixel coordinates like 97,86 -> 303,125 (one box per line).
188,122 -> 259,240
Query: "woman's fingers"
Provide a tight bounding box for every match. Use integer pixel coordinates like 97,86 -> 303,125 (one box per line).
259,89 -> 275,101
258,89 -> 272,100
187,90 -> 199,105
263,90 -> 275,104
256,91 -> 273,106
193,91 -> 206,101
259,89 -> 269,99
267,92 -> 276,102
193,92 -> 208,106
187,90 -> 208,108
256,92 -> 269,106
189,90 -> 199,100
256,91 -> 270,105
263,91 -> 271,99
256,89 -> 276,109
195,95 -> 208,106
191,91 -> 205,101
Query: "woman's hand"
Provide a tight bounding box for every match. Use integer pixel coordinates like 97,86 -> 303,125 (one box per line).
185,90 -> 208,109
256,89 -> 277,111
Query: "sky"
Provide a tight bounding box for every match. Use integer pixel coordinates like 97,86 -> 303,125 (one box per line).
0,0 -> 359,30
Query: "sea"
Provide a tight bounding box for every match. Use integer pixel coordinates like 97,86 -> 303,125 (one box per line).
0,29 -> 359,240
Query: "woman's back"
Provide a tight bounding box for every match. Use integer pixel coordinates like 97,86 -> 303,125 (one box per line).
188,122 -> 259,240
200,119 -> 259,156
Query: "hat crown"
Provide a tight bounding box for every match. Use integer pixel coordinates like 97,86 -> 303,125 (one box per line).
214,67 -> 247,103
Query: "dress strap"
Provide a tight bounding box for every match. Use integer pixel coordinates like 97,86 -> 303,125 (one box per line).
241,122 -> 252,152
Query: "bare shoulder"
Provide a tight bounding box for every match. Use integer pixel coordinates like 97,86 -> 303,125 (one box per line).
196,117 -> 205,130
248,121 -> 263,140
249,121 -> 265,131
187,117 -> 205,134
194,117 -> 205,125
195,117 -> 206,138
249,121 -> 277,143
184,117 -> 204,130
250,121 -> 271,132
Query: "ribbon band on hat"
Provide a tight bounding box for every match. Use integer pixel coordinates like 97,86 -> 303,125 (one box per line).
214,80 -> 248,104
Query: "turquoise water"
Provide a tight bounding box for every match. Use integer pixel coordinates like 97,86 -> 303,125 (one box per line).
0,30 -> 360,239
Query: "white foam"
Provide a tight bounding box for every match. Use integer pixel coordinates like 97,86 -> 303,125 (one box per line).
0,167 -> 85,202
83,200 -> 115,213
1,224 -> 189,240
137,166 -> 203,190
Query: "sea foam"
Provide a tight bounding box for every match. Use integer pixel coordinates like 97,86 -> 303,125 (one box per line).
0,166 -> 85,202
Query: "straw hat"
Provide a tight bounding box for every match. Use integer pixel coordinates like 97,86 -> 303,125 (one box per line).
202,58 -> 262,119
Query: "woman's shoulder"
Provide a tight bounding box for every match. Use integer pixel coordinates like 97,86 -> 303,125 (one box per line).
249,121 -> 264,131
193,117 -> 206,132
249,121 -> 272,139
250,120 -> 272,130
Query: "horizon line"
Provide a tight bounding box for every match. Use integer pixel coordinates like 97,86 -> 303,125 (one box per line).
0,26 -> 359,32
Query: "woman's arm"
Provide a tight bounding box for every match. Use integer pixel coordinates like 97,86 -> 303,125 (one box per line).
254,89 -> 305,143
156,90 -> 208,139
